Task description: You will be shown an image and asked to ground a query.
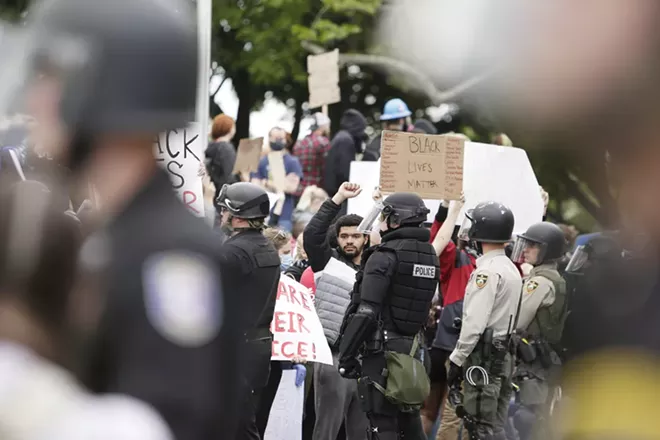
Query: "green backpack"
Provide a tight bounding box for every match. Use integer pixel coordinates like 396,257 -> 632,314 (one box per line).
371,334 -> 431,412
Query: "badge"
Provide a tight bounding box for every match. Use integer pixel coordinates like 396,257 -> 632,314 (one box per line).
143,252 -> 222,347
475,273 -> 488,289
526,280 -> 539,294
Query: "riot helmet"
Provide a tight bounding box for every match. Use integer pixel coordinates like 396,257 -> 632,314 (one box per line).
1,0 -> 197,170
216,182 -> 271,220
382,192 -> 430,229
458,202 -> 514,243
511,222 -> 566,265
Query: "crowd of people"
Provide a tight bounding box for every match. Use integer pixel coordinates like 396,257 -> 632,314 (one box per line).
3,0 -> 660,440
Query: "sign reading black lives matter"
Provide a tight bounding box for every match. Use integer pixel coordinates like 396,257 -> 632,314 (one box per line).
154,123 -> 205,216
379,130 -> 464,200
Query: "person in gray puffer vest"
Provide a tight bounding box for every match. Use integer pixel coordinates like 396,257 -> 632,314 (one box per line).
303,181 -> 370,440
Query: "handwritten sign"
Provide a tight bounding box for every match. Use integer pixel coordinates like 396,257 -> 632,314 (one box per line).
379,130 -> 464,200
271,276 -> 333,365
264,370 -> 304,440
233,137 -> 263,174
268,151 -> 287,193
154,123 -> 205,216
307,49 -> 341,109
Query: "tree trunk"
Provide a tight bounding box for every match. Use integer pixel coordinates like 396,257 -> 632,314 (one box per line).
233,69 -> 253,144
291,99 -> 303,143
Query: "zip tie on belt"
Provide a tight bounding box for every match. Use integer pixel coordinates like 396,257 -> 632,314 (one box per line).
466,366 -> 489,387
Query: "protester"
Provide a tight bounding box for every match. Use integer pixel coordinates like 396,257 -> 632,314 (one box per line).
205,114 -> 237,199
363,98 -> 412,161
292,185 -> 328,228
293,112 -> 332,198
252,127 -> 304,232
283,234 -> 310,282
323,109 -> 368,204
338,192 -> 439,440
412,118 -> 438,135
263,227 -> 294,271
303,182 -> 369,440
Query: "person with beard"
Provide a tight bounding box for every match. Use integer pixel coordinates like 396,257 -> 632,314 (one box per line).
363,98 -> 412,162
323,110 -> 368,213
253,127 -> 303,232
303,182 -> 370,440
216,182 -> 282,440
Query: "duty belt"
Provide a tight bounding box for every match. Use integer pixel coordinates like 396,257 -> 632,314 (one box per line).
244,327 -> 272,343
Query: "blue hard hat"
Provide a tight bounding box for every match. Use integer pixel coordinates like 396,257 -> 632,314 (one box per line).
380,98 -> 412,121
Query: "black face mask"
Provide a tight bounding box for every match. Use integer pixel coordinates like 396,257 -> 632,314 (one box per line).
270,140 -> 286,151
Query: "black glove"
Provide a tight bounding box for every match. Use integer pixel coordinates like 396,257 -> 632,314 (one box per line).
338,357 -> 361,379
447,361 -> 463,386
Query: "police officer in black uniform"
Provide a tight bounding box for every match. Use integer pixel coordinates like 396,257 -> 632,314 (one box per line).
338,192 -> 440,440
9,0 -> 242,439
216,182 -> 281,440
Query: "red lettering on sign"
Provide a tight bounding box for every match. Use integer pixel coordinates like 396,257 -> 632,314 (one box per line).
273,312 -> 287,333
297,313 -> 310,333
276,282 -> 290,302
281,341 -> 295,358
287,285 -> 302,307
183,190 -> 200,214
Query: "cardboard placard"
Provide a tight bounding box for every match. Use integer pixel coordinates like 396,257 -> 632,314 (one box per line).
271,276 -> 333,365
154,124 -> 205,216
307,49 -> 341,109
379,130 -> 464,200
267,151 -> 287,192
233,137 -> 263,174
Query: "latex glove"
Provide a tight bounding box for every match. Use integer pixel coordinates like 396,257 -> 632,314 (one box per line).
293,364 -> 306,387
447,361 -> 463,387
338,357 -> 361,379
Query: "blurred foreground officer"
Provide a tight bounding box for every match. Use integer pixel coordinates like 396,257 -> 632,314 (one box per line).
509,222 -> 567,440
338,193 -> 439,440
3,0 -> 241,438
216,182 -> 281,440
0,180 -> 172,439
447,202 -> 521,440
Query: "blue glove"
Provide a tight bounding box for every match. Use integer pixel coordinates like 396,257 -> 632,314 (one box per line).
293,364 -> 306,387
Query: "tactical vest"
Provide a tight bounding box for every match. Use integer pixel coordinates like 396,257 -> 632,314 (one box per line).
527,265 -> 567,345
378,234 -> 440,335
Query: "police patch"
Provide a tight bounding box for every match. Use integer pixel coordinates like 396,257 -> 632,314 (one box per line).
413,264 -> 436,279
143,252 -> 222,347
475,274 -> 488,289
526,280 -> 539,294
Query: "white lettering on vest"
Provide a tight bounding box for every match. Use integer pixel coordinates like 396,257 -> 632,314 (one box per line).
412,264 -> 436,279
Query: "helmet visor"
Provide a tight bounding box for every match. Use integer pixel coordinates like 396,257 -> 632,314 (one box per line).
457,210 -> 474,241
357,201 -> 384,234
510,235 -> 547,265
565,245 -> 589,273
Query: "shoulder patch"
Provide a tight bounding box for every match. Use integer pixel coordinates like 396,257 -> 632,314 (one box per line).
525,280 -> 539,294
413,264 -> 436,279
475,273 -> 489,289
143,252 -> 222,347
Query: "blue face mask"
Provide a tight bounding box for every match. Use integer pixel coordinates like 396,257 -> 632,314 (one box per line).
280,254 -> 294,270
270,140 -> 286,151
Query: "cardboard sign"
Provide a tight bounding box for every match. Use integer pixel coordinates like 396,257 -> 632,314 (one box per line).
233,137 -> 263,174
264,370 -> 304,440
380,130 -> 464,200
307,49 -> 341,109
267,151 -> 287,193
347,142 -> 544,234
271,276 -> 333,365
154,124 -> 205,216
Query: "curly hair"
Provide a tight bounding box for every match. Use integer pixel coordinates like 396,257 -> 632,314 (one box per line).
263,227 -> 292,251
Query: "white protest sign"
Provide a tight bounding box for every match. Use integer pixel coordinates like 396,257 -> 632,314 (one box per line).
347,142 -> 544,234
264,370 -> 304,440
271,276 -> 333,365
154,124 -> 205,217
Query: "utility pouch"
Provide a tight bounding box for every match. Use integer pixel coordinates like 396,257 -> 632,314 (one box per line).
517,336 -> 537,364
489,339 -> 508,377
535,340 -> 553,369
372,334 -> 431,412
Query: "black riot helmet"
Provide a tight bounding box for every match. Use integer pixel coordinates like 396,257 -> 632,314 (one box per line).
458,201 -> 514,243
216,182 -> 271,220
381,192 -> 430,228
511,222 -> 566,265
9,0 -> 197,170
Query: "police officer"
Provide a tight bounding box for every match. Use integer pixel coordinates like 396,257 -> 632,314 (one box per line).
509,222 -> 567,440
446,202 -> 522,440
337,192 -> 439,440
7,0 -> 242,439
216,182 -> 281,440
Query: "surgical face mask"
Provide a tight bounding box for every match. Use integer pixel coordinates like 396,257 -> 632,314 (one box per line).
270,139 -> 286,151
280,254 -> 294,270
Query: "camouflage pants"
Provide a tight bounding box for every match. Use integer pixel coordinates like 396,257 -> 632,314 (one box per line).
462,350 -> 514,439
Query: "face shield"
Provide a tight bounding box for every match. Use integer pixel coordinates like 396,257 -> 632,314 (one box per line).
357,201 -> 384,234
565,245 -> 589,274
510,235 -> 547,265
457,210 -> 474,241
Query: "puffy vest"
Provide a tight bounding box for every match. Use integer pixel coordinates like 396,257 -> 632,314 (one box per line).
378,230 -> 440,335
527,265 -> 567,345
314,258 -> 356,347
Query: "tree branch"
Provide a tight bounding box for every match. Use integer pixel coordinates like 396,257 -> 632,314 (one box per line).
301,41 -> 490,105
562,170 -> 605,223
210,75 -> 228,98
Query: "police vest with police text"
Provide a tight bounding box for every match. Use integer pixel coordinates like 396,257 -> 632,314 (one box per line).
526,265 -> 567,345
